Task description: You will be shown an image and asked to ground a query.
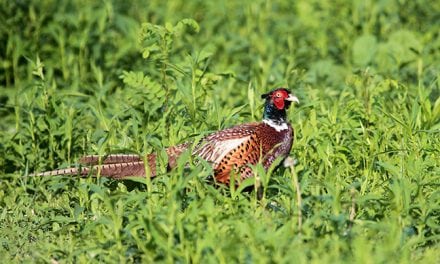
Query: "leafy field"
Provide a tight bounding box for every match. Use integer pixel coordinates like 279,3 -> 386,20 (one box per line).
1,0 -> 440,263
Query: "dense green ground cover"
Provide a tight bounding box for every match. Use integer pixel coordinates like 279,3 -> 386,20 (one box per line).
1,0 -> 439,263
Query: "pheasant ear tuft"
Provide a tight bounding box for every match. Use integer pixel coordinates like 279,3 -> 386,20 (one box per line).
261,93 -> 269,99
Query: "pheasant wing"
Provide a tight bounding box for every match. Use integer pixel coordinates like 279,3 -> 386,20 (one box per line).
193,123 -> 263,183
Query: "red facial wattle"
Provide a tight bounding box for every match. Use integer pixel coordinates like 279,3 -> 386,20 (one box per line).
271,89 -> 290,110
273,98 -> 285,110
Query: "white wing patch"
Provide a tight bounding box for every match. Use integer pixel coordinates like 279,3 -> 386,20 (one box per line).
195,136 -> 251,165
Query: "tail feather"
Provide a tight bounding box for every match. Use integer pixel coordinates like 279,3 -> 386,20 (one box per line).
90,161 -> 146,179
31,142 -> 191,179
33,167 -> 82,177
32,161 -> 147,179
79,154 -> 142,165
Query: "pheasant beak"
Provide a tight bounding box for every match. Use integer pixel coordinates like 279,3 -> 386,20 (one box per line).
286,94 -> 300,104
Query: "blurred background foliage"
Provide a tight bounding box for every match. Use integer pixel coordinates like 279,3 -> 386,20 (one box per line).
1,0 -> 439,171
0,0 -> 439,262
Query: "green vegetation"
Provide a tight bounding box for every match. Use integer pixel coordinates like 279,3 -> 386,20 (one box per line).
1,0 -> 439,263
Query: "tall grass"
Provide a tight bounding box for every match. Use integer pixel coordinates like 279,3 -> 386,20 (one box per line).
1,0 -> 439,263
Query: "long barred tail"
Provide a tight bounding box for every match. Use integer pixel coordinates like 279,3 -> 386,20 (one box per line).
30,143 -> 191,179
79,154 -> 143,165
31,154 -> 156,179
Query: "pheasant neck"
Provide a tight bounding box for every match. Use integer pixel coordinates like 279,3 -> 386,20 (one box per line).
262,103 -> 288,131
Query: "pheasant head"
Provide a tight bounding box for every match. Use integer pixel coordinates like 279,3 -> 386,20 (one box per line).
261,88 -> 299,131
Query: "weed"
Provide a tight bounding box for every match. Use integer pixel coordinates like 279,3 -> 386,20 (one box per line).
1,0 -> 439,263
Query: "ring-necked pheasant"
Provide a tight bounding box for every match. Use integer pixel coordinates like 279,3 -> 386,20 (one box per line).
33,88 -> 299,184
